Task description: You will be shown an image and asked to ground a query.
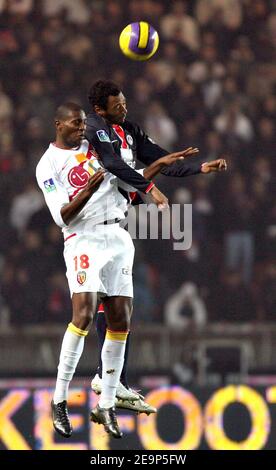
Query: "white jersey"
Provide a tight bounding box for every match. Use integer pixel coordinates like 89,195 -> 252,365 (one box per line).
36,139 -> 137,240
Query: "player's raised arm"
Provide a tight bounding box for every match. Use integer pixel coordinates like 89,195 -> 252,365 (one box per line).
143,147 -> 199,180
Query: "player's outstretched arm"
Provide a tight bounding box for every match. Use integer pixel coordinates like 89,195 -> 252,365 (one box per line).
144,147 -> 199,180
61,170 -> 105,225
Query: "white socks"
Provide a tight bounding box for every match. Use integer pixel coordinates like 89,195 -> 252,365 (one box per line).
53,324 -> 128,409
99,330 -> 128,409
53,323 -> 88,404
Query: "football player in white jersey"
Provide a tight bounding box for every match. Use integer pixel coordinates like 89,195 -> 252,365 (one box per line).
36,102 -> 190,439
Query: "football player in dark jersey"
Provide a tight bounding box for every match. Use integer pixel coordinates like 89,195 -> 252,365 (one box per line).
85,80 -> 227,415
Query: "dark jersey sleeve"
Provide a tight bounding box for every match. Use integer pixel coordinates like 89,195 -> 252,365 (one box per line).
85,113 -> 154,193
125,121 -> 203,177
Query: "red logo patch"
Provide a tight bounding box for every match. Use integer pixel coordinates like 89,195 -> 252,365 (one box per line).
68,166 -> 90,188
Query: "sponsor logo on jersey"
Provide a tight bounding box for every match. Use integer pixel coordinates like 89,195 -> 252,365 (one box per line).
126,134 -> 133,146
96,130 -> 111,143
68,166 -> 90,188
43,178 -> 56,192
77,271 -> 86,285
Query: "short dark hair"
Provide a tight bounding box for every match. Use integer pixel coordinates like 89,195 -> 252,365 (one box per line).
55,102 -> 83,121
88,80 -> 121,110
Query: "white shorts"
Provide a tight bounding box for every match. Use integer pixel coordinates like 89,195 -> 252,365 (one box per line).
63,224 -> 135,297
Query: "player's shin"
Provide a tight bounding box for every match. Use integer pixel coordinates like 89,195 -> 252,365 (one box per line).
53,322 -> 88,404
95,308 -> 106,378
120,332 -> 130,387
99,329 -> 129,409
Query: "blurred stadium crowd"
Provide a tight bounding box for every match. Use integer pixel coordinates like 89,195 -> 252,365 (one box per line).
0,0 -> 275,328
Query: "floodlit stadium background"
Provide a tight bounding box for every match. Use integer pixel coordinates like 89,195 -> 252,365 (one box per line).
0,0 -> 276,450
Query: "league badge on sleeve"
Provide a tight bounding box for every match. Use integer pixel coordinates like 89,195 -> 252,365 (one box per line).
96,130 -> 111,143
43,178 -> 56,193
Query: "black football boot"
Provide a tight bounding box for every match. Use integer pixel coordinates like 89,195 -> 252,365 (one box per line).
90,404 -> 123,438
51,400 -> 73,438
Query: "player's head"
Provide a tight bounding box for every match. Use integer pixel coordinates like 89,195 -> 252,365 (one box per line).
55,102 -> 86,148
88,80 -> 127,125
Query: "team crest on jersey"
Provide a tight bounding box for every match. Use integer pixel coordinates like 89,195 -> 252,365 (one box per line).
126,134 -> 133,146
96,130 -> 111,143
77,271 -> 86,285
43,178 -> 56,192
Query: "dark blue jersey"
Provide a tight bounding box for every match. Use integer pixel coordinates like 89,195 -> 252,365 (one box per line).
85,112 -> 202,193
